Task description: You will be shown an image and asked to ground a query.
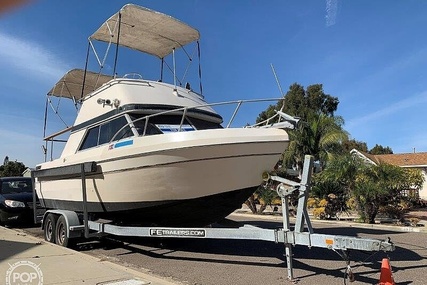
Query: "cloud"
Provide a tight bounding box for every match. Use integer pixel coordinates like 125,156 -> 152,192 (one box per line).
0,31 -> 69,81
346,90 -> 427,129
325,0 -> 338,27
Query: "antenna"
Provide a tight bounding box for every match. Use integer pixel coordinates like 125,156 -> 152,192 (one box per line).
270,64 -> 286,123
270,63 -> 285,98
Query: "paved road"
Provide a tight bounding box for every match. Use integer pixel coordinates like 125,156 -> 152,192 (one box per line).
20,214 -> 427,285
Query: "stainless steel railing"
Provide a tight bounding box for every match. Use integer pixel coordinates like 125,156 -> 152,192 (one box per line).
110,97 -> 285,142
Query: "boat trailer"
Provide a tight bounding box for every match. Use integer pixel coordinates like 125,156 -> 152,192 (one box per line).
32,155 -> 394,282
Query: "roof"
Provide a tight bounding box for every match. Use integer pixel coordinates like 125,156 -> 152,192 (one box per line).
90,4 -> 200,59
374,152 -> 427,167
351,149 -> 427,167
48,69 -> 113,100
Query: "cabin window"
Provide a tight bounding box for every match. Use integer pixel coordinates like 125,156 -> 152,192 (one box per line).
99,116 -> 132,144
79,116 -> 132,151
187,117 -> 223,130
80,126 -> 100,150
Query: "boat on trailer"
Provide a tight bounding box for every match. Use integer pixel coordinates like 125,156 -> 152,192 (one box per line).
35,4 -> 291,226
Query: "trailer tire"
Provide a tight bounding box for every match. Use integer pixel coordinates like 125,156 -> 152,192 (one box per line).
55,215 -> 72,247
44,213 -> 58,243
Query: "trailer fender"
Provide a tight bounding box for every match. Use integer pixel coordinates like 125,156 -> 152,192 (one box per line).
42,210 -> 82,239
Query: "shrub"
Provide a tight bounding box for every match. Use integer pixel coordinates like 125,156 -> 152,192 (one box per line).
313,207 -> 326,219
307,198 -> 318,208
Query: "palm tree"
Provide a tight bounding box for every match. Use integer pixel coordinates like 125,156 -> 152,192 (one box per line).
283,112 -> 348,174
319,155 -> 425,223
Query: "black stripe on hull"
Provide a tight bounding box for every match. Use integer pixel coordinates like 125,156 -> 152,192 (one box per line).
41,186 -> 257,227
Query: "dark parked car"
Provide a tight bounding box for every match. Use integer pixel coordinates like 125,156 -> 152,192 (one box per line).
0,177 -> 38,225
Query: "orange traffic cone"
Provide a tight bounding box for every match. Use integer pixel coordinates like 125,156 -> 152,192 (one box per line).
378,258 -> 395,285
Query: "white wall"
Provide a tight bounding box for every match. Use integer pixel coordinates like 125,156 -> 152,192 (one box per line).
419,169 -> 427,200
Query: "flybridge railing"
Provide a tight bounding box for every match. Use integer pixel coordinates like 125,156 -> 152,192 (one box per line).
110,98 -> 297,143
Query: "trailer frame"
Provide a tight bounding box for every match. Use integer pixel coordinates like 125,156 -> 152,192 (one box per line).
33,155 -> 394,282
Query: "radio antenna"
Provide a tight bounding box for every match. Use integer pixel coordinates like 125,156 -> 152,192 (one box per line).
270,63 -> 286,122
270,63 -> 285,98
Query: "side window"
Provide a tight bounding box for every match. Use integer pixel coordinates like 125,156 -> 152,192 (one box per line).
80,126 -> 100,150
98,116 -> 131,145
79,116 -> 131,151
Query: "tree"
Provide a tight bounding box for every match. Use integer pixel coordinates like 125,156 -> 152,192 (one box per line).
283,112 -> 348,172
316,154 -> 365,201
341,139 -> 368,153
305,84 -> 339,118
319,155 -> 424,223
256,83 -> 339,123
354,163 -> 424,223
252,83 -> 345,212
256,83 -> 345,172
244,187 -> 279,214
311,179 -> 347,218
0,161 -> 26,177
369,144 -> 393,155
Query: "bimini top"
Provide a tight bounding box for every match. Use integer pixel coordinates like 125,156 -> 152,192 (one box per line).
48,69 -> 113,100
89,4 -> 200,59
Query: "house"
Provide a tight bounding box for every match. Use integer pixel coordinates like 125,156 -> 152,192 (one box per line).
22,168 -> 35,178
350,149 -> 427,200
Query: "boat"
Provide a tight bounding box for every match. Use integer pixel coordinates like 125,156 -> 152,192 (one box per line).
35,4 -> 291,226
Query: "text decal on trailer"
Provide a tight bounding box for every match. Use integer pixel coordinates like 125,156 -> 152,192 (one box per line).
150,229 -> 206,237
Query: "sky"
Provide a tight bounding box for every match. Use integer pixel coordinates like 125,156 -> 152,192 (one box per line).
0,0 -> 427,167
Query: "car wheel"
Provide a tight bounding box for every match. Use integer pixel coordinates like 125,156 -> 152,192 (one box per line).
44,213 -> 57,243
55,215 -> 72,247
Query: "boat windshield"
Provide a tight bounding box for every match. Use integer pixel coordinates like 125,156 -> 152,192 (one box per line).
129,114 -> 222,136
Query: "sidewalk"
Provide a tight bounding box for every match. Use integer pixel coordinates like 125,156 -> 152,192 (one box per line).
0,226 -> 180,285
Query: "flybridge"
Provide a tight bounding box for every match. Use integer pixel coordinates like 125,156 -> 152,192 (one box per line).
87,4 -> 203,94
89,4 -> 200,58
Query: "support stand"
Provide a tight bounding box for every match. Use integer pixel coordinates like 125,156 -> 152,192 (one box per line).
268,155 -> 394,281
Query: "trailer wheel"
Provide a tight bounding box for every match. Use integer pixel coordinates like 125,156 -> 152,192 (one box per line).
55,215 -> 71,247
44,213 -> 57,243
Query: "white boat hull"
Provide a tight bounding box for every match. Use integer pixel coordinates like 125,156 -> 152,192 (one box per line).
36,128 -> 288,225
